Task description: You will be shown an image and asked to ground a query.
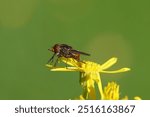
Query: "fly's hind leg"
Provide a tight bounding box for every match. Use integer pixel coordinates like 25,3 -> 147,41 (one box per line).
65,58 -> 69,68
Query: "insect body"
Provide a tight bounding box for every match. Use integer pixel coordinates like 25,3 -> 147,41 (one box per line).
47,44 -> 90,65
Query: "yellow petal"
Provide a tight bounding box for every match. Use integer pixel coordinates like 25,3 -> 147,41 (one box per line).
79,95 -> 85,100
101,57 -> 117,70
50,67 -> 80,71
101,68 -> 130,73
45,64 -> 53,68
134,96 -> 142,100
60,57 -> 80,67
87,79 -> 96,100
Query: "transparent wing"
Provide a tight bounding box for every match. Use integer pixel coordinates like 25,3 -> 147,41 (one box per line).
70,50 -> 90,56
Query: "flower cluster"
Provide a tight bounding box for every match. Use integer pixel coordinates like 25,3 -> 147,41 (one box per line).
46,57 -> 141,100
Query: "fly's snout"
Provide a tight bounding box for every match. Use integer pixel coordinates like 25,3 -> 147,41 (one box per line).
48,48 -> 54,52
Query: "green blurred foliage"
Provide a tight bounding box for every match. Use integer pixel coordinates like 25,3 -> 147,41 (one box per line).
0,0 -> 149,99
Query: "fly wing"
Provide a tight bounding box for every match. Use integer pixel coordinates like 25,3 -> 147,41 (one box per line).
70,49 -> 90,56
60,44 -> 72,49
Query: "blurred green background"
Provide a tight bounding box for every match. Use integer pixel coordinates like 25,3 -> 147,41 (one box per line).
0,0 -> 149,99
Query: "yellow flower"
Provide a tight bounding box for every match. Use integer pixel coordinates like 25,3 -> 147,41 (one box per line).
103,82 -> 141,100
134,96 -> 141,100
103,82 -> 120,100
46,57 -> 130,100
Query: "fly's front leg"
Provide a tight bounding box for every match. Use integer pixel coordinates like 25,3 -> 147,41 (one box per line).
47,53 -> 56,64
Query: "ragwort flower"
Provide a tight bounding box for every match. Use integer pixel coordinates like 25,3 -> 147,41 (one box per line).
46,57 -> 130,100
103,82 -> 141,100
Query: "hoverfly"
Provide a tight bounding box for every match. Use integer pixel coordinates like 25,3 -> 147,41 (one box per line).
47,44 -> 90,66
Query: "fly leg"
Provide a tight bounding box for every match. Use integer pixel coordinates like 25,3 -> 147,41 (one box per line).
47,53 -> 56,64
65,58 -> 69,68
54,57 -> 59,67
